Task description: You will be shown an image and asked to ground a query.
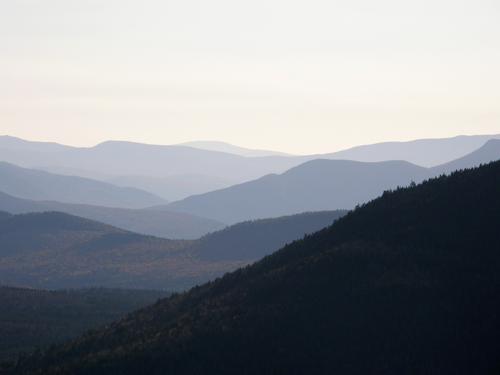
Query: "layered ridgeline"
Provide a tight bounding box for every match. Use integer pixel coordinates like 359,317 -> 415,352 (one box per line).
2,134 -> 499,202
0,136 -> 306,199
0,162 -> 165,209
168,139 -> 500,223
1,138 -> 498,235
7,161 -> 500,375
322,133 -> 500,167
0,191 -> 224,240
0,287 -> 170,362
0,210 -> 345,290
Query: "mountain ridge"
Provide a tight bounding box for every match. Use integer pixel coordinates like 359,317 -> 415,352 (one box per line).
2,134 -> 500,202
0,210 -> 346,290
0,191 -> 224,240
0,162 -> 166,209
167,140 -> 500,223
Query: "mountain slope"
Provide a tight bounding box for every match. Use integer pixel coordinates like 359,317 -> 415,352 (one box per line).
168,140 -> 500,224
323,134 -> 500,167
0,162 -> 166,209
0,212 -> 237,290
191,210 -> 347,261
168,159 -> 429,223
0,210 -> 345,290
432,138 -> 500,174
0,191 -> 224,240
0,287 -> 169,361
107,174 -> 236,201
9,161 -> 500,375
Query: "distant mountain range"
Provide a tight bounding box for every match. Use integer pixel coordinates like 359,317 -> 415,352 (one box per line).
180,141 -> 291,157
2,134 -> 499,201
167,139 -> 500,223
0,210 -> 345,290
322,134 -> 500,167
1,136 -> 499,229
433,138 -> 500,174
0,287 -> 169,361
107,173 -> 237,202
8,159 -> 500,375
0,162 -> 166,209
0,191 -> 223,239
0,136 -> 303,188
168,160 -> 428,223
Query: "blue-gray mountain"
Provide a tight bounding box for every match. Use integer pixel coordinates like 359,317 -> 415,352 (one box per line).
1,134 -> 499,201
0,191 -> 223,239
167,140 -> 500,224
323,134 -> 500,167
0,162 -> 166,209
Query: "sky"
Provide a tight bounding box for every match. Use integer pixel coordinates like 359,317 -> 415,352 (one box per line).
1,0 -> 499,154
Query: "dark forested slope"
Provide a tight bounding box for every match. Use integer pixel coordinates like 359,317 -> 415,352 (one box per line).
7,161 -> 500,375
0,287 -> 169,362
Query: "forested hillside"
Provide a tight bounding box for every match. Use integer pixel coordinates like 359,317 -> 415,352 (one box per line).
0,212 -> 235,290
7,161 -> 500,375
0,287 -> 169,362
0,211 -> 343,290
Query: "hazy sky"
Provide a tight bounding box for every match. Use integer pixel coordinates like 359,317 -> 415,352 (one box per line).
1,0 -> 499,154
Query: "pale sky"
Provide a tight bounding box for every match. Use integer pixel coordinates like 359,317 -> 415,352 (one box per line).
1,0 -> 499,154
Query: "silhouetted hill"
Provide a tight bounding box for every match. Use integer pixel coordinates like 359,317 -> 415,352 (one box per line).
323,134 -> 500,167
0,191 -> 224,239
9,161 -> 500,375
168,159 -> 428,223
0,286 -> 169,361
0,162 -> 166,209
192,210 -> 347,261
